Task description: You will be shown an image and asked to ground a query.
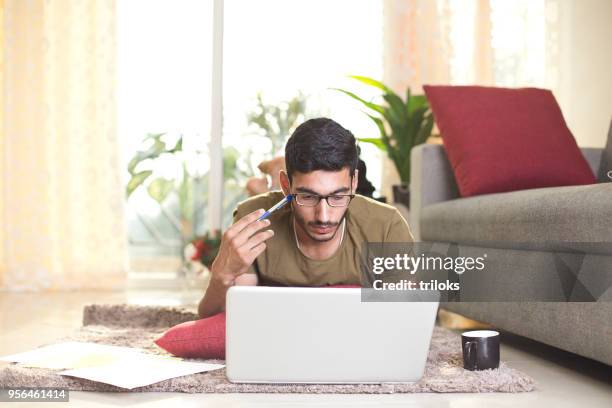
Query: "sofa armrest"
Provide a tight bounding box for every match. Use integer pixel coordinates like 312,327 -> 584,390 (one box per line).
580,147 -> 604,181
410,144 -> 459,241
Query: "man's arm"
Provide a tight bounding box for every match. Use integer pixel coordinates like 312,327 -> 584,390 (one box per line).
197,271 -> 258,318
197,208 -> 271,318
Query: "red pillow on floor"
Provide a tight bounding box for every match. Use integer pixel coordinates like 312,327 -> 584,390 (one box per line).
154,284 -> 361,359
423,85 -> 596,197
155,311 -> 226,359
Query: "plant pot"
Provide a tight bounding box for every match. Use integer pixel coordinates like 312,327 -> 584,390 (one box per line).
392,183 -> 410,209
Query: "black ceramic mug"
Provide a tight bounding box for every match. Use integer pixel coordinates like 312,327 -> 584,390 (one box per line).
461,330 -> 500,371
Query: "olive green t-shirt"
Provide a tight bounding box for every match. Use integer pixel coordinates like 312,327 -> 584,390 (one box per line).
232,191 -> 414,287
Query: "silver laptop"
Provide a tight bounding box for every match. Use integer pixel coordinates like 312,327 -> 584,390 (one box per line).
225,286 -> 439,384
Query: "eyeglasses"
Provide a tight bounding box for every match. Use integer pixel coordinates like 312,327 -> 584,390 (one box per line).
293,193 -> 355,207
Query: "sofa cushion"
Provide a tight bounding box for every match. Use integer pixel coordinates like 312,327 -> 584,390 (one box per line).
423,85 -> 596,197
420,183 -> 612,253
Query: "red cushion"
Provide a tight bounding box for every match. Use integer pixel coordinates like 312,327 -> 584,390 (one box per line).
154,284 -> 361,359
154,312 -> 226,359
423,85 -> 596,197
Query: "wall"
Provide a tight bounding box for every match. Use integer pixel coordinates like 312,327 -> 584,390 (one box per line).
554,0 -> 612,147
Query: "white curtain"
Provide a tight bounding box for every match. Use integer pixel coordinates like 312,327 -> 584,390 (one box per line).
381,0 -> 465,198
383,0 -> 455,94
0,0 -> 128,290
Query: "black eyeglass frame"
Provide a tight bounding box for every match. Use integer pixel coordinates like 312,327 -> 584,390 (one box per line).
292,192 -> 356,207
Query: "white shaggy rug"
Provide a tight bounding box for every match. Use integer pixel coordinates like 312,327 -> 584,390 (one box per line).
0,304 -> 535,393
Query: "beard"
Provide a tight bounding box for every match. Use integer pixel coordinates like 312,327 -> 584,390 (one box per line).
292,206 -> 348,243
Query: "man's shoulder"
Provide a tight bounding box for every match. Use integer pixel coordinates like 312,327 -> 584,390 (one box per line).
348,195 -> 412,241
349,194 -> 402,221
233,190 -> 285,218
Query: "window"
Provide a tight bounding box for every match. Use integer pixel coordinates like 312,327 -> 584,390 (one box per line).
118,0 -> 213,274
119,0 -> 385,275
223,0 -> 385,227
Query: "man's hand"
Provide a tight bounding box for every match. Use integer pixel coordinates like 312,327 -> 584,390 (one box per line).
209,208 -> 274,287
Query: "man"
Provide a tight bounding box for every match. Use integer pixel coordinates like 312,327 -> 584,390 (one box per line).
198,117 -> 413,318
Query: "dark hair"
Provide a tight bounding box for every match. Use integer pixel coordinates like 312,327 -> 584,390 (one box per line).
285,117 -> 359,182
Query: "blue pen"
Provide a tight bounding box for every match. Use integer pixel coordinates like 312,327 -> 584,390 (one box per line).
258,195 -> 293,221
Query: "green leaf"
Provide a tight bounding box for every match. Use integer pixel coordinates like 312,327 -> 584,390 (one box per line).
147,177 -> 174,204
381,105 -> 404,146
144,132 -> 166,141
126,170 -> 153,198
178,163 -> 193,222
169,136 -> 183,153
415,114 -> 435,145
388,149 -> 402,177
357,137 -> 387,151
329,88 -> 385,115
127,137 -> 167,174
383,93 -> 408,123
407,95 -> 428,116
405,88 -> 412,109
365,113 -> 391,149
348,75 -> 390,92
365,113 -> 385,134
399,158 -> 411,183
223,146 -> 240,178
408,106 -> 428,139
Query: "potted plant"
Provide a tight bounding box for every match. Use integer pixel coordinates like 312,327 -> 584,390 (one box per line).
125,133 -> 250,277
247,91 -> 308,158
244,91 -> 309,194
333,76 -> 434,208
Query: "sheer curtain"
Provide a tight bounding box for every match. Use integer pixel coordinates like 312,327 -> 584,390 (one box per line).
381,0 -> 459,199
383,0 -> 454,94
0,0 -> 128,290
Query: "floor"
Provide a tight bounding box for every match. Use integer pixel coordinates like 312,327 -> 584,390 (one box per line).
0,288 -> 610,408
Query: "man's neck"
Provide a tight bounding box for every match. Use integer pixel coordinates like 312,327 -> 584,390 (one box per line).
293,218 -> 345,261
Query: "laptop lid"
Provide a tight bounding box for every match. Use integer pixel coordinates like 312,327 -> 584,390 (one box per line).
226,286 -> 439,384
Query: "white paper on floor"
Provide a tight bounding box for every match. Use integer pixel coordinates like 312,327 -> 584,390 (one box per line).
0,342 -> 145,369
58,353 -> 224,389
1,342 -> 224,389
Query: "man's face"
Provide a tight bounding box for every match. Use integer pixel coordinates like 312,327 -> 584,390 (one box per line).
286,167 -> 356,243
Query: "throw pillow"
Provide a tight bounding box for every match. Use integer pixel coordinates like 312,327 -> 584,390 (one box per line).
423,85 -> 596,197
154,311 -> 226,359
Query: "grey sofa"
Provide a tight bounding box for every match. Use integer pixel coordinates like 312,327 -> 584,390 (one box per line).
410,143 -> 612,366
